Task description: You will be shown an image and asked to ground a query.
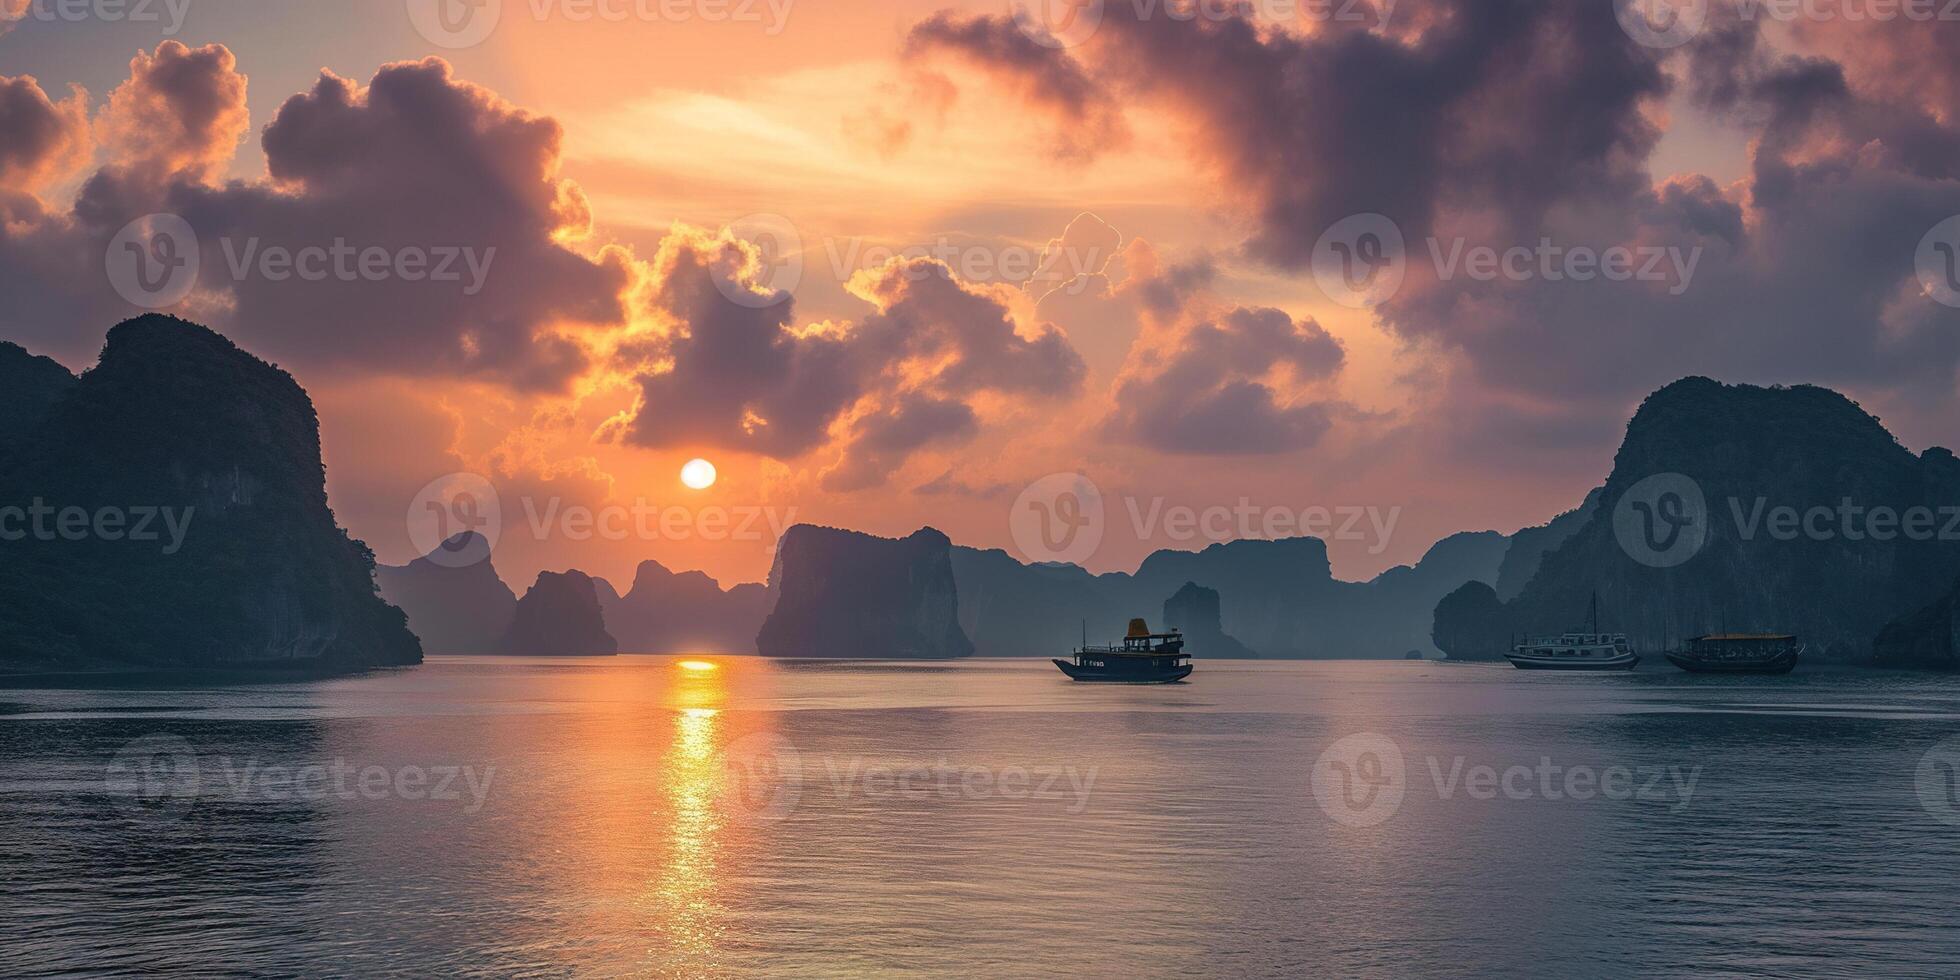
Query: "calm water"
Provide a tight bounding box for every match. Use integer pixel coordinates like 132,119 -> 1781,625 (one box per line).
4,657 -> 1960,978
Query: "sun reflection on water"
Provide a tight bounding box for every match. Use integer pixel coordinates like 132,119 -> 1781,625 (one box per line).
648,663 -> 729,970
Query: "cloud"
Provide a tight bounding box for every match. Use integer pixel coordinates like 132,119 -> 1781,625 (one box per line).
1105,305 -> 1346,455
97,41 -> 250,183
0,74 -> 90,192
606,228 -> 1086,489
0,50 -> 631,389
903,10 -> 1127,161
910,4 -> 1960,450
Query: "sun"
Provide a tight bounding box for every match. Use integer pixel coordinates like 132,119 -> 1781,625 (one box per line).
680,458 -> 717,490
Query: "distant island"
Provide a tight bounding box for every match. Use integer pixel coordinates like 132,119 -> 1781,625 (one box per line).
6,319 -> 1960,679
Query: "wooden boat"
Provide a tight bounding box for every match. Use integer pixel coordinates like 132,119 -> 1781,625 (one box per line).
1054,618 -> 1192,683
1665,634 -> 1802,674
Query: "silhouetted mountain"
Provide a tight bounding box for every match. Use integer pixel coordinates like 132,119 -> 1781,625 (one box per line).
594,560 -> 769,654
953,532 -> 1506,659
952,546 -> 1124,656
500,570 -> 617,656
1162,581 -> 1256,658
0,315 -> 421,675
0,342 -> 75,457
1495,487 -> 1601,601
1434,378 -> 1960,663
758,525 -> 972,659
1873,577 -> 1960,669
375,533 -> 518,654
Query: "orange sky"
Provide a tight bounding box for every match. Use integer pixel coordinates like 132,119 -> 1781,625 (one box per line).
10,1 -> 1945,595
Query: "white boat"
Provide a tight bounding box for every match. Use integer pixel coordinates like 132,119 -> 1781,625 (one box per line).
1504,631 -> 1640,670
1504,594 -> 1640,671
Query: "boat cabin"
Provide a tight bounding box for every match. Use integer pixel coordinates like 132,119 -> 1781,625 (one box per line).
1515,632 -> 1632,660
1682,633 -> 1799,662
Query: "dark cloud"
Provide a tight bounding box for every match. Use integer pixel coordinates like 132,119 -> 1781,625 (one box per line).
0,51 -> 630,390
910,4 -> 1960,449
1105,306 -> 1346,455
608,233 -> 1086,488
822,393 -> 979,492
902,10 -> 1126,161
0,74 -> 89,191
909,3 -> 1665,265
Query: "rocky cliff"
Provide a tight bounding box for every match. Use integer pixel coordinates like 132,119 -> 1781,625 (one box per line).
757,525 -> 973,659
1494,488 -> 1601,601
375,532 -> 519,654
953,531 -> 1507,659
1873,577 -> 1960,670
0,316 -> 421,675
0,342 -> 76,456
1161,581 -> 1256,659
499,570 -> 618,656
595,560 -> 769,654
1434,378 -> 1960,663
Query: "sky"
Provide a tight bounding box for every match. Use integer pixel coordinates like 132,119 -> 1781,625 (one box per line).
3,0 -> 1959,592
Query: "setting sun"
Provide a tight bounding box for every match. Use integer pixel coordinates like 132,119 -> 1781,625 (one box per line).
680,458 -> 717,490
677,660 -> 719,672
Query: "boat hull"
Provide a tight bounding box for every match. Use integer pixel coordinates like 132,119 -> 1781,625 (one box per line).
1503,652 -> 1640,671
1664,651 -> 1799,674
1052,659 -> 1192,683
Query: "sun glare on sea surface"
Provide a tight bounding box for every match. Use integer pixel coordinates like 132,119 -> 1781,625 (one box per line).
680,458 -> 717,489
678,660 -> 719,672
